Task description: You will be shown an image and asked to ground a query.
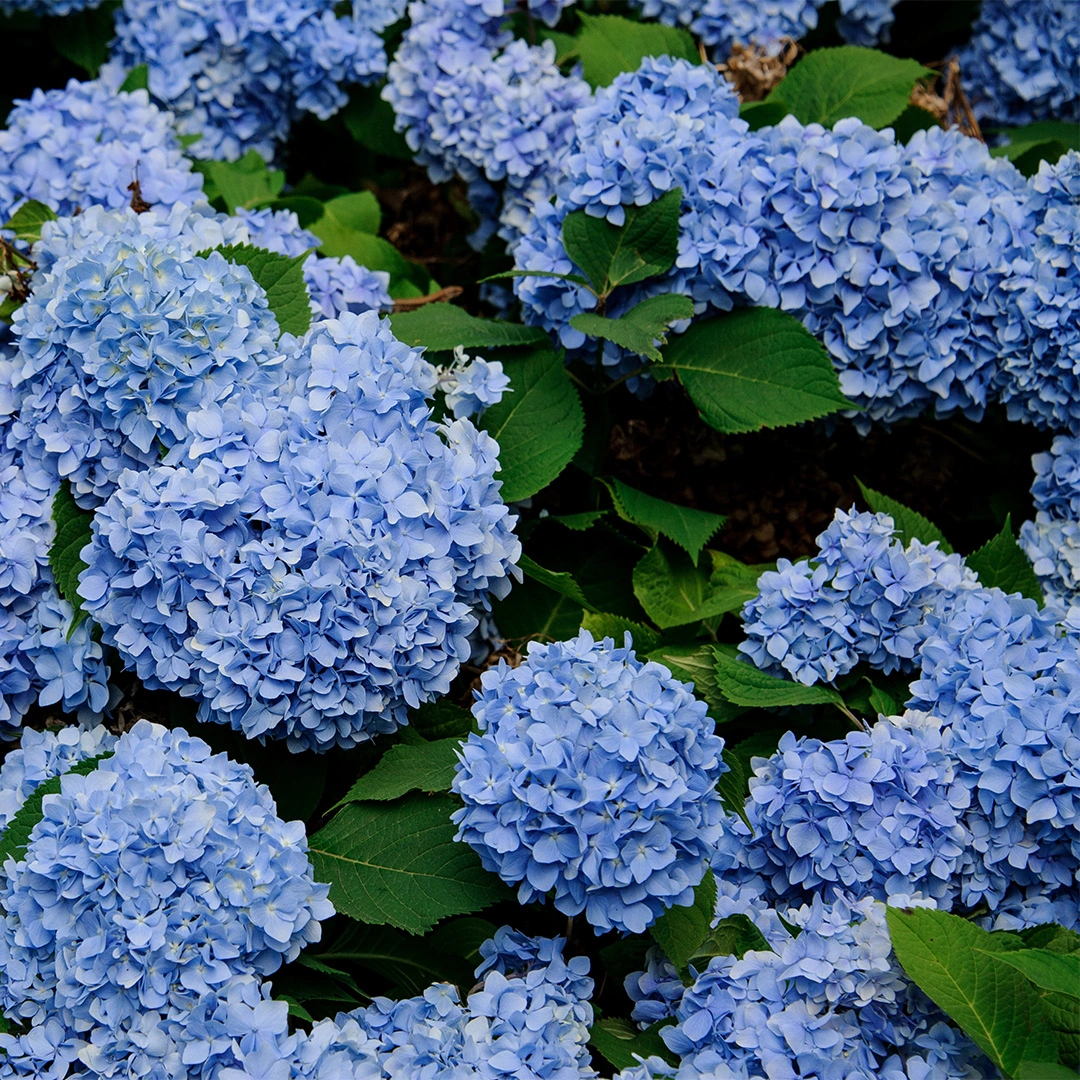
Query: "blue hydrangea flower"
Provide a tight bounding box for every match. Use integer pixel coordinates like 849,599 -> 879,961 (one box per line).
0,720 -> 334,1078
80,310 -> 521,752
0,75 -> 204,223
7,210 -> 282,508
740,507 -> 974,686
107,0 -> 405,162
384,0 -> 590,246
436,346 -> 511,419
632,0 -> 821,56
958,0 -> 1080,127
452,630 -> 729,933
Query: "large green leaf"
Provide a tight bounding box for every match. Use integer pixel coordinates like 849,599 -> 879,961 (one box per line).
341,85 -> 414,160
887,907 -> 1060,1076
856,480 -> 954,553
991,121 -> 1080,177
651,872 -> 717,975
308,794 -> 509,935
633,544 -> 746,629
665,308 -> 852,434
50,481 -> 95,639
581,611 -> 659,652
706,549 -> 769,612
562,188 -> 682,298
334,738 -> 464,808
194,150 -> 285,212
389,304 -> 547,351
717,749 -> 750,825
572,12 -> 699,89
0,753 -> 112,864
767,46 -> 933,130
518,554 -> 598,613
967,515 -> 1043,603
589,1017 -> 677,1072
985,950 -> 1080,999
214,243 -> 311,339
714,648 -> 844,709
478,350 -> 584,503
571,293 -> 694,362
311,191 -> 382,244
493,575 -> 584,642
4,199 -> 57,244
606,477 -> 725,562
408,699 -> 474,742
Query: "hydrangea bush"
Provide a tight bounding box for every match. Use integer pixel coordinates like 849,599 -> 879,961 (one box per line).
1,2 -> 1079,1077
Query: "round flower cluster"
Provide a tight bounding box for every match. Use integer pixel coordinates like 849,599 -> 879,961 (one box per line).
633,0 -> 900,55
384,0 -> 590,245
620,887 -> 985,1080
452,630 -> 728,934
1021,434 -> 1080,611
957,0 -> 1080,127
7,214 -> 282,508
0,720 -> 334,1078
993,152 -> 1080,434
436,346 -> 511,419
81,310 -> 521,752
107,0 -> 406,162
740,506 -> 974,686
236,206 -> 393,318
0,75 -> 203,223
514,56 -> 1063,420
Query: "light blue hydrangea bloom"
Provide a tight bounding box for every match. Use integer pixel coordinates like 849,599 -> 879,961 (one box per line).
957,0 -> 1080,127
1021,435 -> 1080,610
622,887 -> 986,1080
452,630 -> 729,933
384,0 -> 590,245
740,507 -> 974,686
0,720 -> 334,1078
107,0 -> 406,162
236,206 -> 393,318
7,209 -> 282,508
0,75 -> 204,223
81,310 -> 521,752
436,346 -> 511,419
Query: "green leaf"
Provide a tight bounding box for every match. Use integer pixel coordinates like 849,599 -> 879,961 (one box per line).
739,100 -> 789,130
887,906 -> 1060,1076
867,681 -> 901,719
985,949 -> 1080,999
45,4 -> 117,76
693,913 -> 772,966
4,199 -> 58,244
1014,1062 -> 1080,1079
571,293 -> 693,363
767,46 -> 933,130
633,544 -> 745,629
651,872 -> 717,975
118,64 -> 149,92
581,611 -> 659,652
214,244 -> 311,339
892,105 -> 941,142
480,268 -> 593,289
606,477 -> 725,562
518,554 -> 598,613
706,549 -> 770,612
295,954 -> 366,1000
714,648 -> 844,708
49,481 -> 95,638
408,699 -> 475,742
478,349 -> 584,503
549,510 -> 607,531
666,308 -> 852,434
588,1017 -> 678,1071
648,645 -> 745,724
0,753 -> 112,864
308,794 -> 509,935
312,191 -> 382,241
493,574 -> 584,642
991,121 -> 1080,176
265,196 -> 325,228
192,150 -> 285,212
717,749 -> 750,825
389,304 -> 547,351
562,188 -> 683,298
967,515 -> 1043,603
1019,925 -> 1080,955
856,480 -> 954,553
334,738 -> 463,808
341,85 -> 414,160
572,12 -> 699,89
281,996 -> 315,1023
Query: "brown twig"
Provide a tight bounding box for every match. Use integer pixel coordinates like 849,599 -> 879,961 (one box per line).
716,39 -> 799,102
127,173 -> 152,214
390,285 -> 464,313
910,58 -> 983,140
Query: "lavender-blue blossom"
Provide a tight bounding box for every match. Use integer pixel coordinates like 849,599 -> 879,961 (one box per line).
452,630 -> 729,934
437,346 -> 511,419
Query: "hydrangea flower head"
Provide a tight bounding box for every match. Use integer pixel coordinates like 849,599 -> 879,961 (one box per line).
81,310 -> 521,752
108,0 -> 406,161
452,629 -> 729,933
0,720 -> 333,1075
437,346 -> 511,419
0,75 -> 203,223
